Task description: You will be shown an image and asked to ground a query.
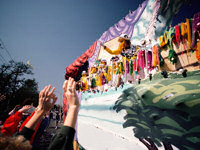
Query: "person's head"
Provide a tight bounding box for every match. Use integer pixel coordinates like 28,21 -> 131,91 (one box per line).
22,98 -> 34,106
118,33 -> 129,40
0,134 -> 31,150
53,105 -> 57,110
82,71 -> 87,77
118,34 -> 131,48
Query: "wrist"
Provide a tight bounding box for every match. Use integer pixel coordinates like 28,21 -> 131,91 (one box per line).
68,106 -> 79,115
68,105 -> 79,111
64,106 -> 79,128
18,109 -> 23,113
35,107 -> 45,116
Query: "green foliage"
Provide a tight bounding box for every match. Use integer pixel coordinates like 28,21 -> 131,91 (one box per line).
0,61 -> 39,121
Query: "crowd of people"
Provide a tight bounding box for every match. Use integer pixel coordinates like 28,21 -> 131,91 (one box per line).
0,77 -> 80,150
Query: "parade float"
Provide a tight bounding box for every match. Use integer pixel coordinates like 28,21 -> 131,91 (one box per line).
64,0 -> 200,149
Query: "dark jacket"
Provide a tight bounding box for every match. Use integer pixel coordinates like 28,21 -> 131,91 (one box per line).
15,125 -> 75,150
48,126 -> 75,150
15,126 -> 35,141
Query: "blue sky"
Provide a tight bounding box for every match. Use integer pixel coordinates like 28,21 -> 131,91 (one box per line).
0,0 -> 143,104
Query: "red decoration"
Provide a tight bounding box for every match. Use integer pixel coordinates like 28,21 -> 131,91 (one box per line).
65,41 -> 97,79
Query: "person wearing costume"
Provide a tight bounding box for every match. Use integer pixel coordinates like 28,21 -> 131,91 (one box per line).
80,71 -> 88,91
106,66 -> 112,83
103,33 -> 131,65
191,12 -> 200,48
97,61 -> 107,93
101,60 -> 108,85
103,34 -> 132,84
103,34 -> 131,55
90,65 -> 98,91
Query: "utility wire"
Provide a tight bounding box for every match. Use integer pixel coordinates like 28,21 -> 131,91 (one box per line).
0,53 -> 7,63
0,38 -> 14,61
0,57 -> 4,63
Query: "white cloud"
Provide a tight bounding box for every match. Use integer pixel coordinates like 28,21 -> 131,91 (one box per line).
132,27 -> 138,36
137,21 -> 146,35
140,9 -> 152,21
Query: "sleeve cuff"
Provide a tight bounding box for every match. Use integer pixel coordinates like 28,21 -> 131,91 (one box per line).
18,126 -> 35,140
60,126 -> 75,137
16,111 -> 23,117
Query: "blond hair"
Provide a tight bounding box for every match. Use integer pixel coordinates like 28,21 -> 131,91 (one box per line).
0,134 -> 31,150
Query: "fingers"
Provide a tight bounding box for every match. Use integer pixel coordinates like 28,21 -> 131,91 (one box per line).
39,86 -> 47,98
24,105 -> 33,111
63,77 -> 76,93
67,77 -> 76,92
72,80 -> 76,93
39,88 -> 43,98
45,85 -> 52,97
63,80 -> 68,92
40,85 -> 55,99
48,87 -> 55,97
68,77 -> 73,90
38,84 -> 57,113
52,96 -> 58,106
27,105 -> 33,108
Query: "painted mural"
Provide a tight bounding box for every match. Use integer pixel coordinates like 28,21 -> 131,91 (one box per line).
113,70 -> 200,150
64,0 -> 200,149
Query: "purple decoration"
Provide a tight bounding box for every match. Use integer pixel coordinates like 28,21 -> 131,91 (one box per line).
126,60 -> 129,73
101,74 -> 106,85
147,51 -> 153,71
99,0 -> 149,43
87,41 -> 101,68
191,12 -> 200,48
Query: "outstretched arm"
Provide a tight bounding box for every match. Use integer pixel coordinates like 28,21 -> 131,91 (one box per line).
104,42 -> 124,55
1,105 -> 33,136
49,77 -> 80,150
16,85 -> 57,141
25,85 -> 57,130
63,77 -> 80,129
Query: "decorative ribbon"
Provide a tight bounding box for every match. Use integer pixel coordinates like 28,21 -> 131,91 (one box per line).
175,25 -> 181,45
152,45 -> 160,67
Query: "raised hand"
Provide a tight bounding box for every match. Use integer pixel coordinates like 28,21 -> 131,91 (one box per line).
63,77 -> 80,128
25,85 -> 57,130
38,85 -> 57,114
18,105 -> 33,113
63,77 -> 80,109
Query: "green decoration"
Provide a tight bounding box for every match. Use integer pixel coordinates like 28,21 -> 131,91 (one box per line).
130,60 -> 133,75
120,62 -> 124,73
91,78 -> 96,88
159,54 -> 164,67
114,70 -> 200,150
168,49 -> 177,64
